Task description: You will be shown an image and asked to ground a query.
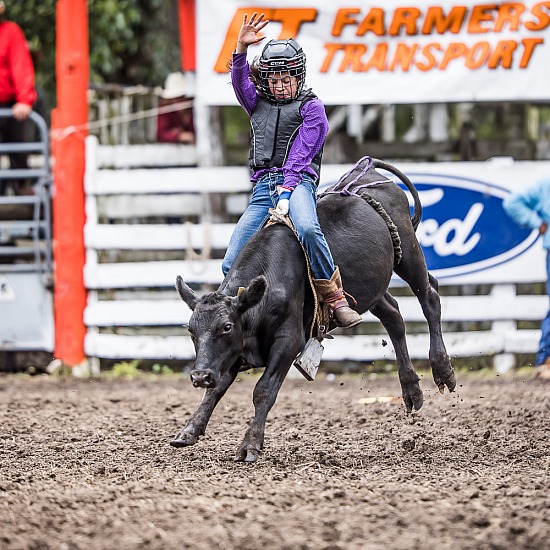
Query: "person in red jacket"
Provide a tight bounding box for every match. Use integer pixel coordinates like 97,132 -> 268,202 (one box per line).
0,1 -> 37,195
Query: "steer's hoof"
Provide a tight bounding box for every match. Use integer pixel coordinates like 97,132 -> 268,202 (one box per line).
234,447 -> 260,462
244,450 -> 259,462
432,356 -> 457,393
412,393 -> 424,412
445,369 -> 457,392
435,368 -> 456,394
169,434 -> 198,447
403,390 -> 424,413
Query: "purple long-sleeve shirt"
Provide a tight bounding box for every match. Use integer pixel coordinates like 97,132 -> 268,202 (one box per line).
232,52 -> 328,191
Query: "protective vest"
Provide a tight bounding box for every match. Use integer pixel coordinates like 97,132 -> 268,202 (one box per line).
248,89 -> 323,178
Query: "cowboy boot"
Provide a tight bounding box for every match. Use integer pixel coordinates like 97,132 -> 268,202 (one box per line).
314,266 -> 363,329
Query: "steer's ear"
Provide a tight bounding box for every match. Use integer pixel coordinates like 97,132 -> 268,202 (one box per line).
176,275 -> 197,310
234,275 -> 267,314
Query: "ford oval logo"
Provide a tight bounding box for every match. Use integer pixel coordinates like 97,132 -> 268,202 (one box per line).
399,174 -> 539,278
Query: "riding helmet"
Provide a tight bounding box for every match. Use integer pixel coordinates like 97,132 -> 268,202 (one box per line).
257,38 -> 306,103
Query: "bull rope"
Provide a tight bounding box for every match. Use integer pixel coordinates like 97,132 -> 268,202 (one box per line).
320,156 -> 403,266
357,190 -> 402,266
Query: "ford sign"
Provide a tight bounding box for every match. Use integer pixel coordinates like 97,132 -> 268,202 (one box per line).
399,174 -> 539,278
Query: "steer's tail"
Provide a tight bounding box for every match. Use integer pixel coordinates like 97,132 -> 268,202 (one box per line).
372,159 -> 422,231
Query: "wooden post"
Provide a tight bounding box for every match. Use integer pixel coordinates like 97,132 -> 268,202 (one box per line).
51,0 -> 89,367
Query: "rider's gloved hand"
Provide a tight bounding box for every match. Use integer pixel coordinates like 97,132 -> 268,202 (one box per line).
275,186 -> 292,216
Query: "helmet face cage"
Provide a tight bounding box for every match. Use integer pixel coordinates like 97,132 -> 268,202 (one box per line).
258,39 -> 306,104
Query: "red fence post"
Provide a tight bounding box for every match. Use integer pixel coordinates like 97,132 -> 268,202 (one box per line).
178,0 -> 196,71
51,0 -> 89,367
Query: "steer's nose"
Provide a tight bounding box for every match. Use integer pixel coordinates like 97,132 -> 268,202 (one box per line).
190,369 -> 216,388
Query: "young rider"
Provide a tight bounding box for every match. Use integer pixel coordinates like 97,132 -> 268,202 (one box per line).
222,12 -> 362,328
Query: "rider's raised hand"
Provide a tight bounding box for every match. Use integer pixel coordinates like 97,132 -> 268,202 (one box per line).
236,12 -> 269,53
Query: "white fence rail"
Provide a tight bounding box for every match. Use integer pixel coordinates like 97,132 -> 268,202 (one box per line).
84,136 -> 547,366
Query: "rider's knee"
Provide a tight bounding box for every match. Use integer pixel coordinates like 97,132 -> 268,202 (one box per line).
296,223 -> 319,243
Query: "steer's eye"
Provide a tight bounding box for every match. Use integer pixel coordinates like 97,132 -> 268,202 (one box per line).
223,323 -> 232,334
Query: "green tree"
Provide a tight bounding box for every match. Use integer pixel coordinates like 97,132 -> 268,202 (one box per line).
6,0 -> 181,112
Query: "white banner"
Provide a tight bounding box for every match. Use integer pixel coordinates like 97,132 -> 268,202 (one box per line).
197,0 -> 550,105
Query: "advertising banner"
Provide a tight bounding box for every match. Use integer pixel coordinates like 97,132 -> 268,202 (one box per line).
197,0 -> 550,105
318,159 -> 549,284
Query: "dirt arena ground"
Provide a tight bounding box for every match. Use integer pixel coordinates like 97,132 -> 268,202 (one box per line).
0,368 -> 548,550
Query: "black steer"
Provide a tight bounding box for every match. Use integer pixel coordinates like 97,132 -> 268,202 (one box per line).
171,159 -> 455,462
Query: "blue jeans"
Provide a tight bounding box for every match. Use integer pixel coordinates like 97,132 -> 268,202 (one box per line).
536,249 -> 550,365
222,171 -> 335,280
